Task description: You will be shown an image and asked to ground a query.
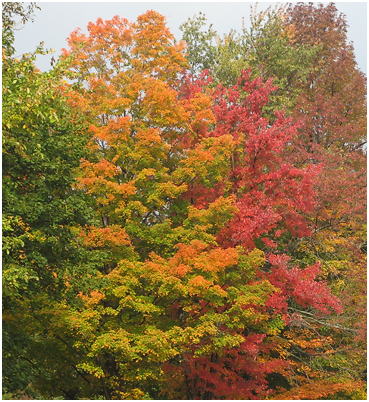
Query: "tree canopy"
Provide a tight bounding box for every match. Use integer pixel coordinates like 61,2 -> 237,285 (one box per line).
2,3 -> 366,400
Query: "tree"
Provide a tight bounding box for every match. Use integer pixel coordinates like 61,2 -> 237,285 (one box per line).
179,5 -> 319,115
160,70 -> 342,400
279,5 -> 367,397
180,3 -> 367,398
284,2 -> 366,222
179,12 -> 218,76
53,11 -> 344,399
2,4 -> 95,397
2,2 -> 40,56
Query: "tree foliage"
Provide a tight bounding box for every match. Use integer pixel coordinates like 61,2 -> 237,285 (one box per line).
3,3 -> 366,400
2,2 -> 40,56
2,3 -> 93,398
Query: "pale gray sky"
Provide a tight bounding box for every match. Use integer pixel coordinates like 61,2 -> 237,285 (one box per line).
13,1 -> 367,74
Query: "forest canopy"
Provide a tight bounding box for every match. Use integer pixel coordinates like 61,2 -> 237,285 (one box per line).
2,2 -> 367,400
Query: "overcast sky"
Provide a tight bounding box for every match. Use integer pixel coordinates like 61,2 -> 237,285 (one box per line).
13,1 -> 367,74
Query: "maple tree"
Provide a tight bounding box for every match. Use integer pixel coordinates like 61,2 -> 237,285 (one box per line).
51,11 -> 342,399
253,4 -> 366,398
280,5 -> 367,397
181,3 -> 367,399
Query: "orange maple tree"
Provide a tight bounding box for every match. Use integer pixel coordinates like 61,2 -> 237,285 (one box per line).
55,11 -> 346,399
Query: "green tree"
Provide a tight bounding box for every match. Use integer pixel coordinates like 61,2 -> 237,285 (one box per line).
2,4 -> 96,398
180,5 -> 318,114
179,12 -> 218,76
2,2 -> 40,56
